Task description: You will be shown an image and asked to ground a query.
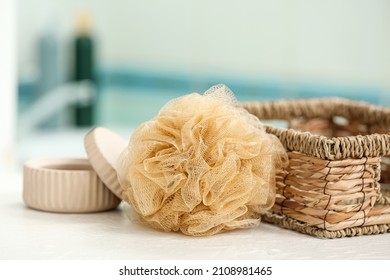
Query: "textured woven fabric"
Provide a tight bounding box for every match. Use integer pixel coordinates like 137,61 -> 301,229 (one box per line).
117,85 -> 288,236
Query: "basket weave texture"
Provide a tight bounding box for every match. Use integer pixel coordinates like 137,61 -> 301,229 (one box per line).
242,98 -> 390,238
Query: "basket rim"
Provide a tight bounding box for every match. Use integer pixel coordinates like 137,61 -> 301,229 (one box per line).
264,125 -> 390,160
241,97 -> 390,160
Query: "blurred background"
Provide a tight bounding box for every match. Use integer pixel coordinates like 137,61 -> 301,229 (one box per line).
1,0 -> 390,171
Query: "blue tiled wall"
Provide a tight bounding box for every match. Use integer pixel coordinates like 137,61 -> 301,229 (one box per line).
18,68 -> 386,127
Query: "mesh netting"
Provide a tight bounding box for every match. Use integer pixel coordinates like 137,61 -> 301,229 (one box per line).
116,84 -> 288,236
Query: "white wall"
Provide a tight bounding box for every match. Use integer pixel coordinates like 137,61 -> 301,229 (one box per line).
0,0 -> 17,171
17,0 -> 390,89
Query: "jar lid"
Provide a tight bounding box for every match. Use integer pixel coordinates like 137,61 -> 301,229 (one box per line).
84,127 -> 128,199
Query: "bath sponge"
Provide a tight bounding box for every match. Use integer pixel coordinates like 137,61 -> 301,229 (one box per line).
117,84 -> 288,236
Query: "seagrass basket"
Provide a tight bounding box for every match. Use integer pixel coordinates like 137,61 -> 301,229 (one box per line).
242,97 -> 390,238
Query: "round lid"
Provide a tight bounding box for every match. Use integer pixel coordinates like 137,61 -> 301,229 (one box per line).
84,127 -> 128,199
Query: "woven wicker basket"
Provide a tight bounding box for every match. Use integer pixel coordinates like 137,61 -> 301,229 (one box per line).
242,97 -> 390,238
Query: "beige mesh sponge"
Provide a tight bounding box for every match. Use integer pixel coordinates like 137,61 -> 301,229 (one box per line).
117,85 -> 288,236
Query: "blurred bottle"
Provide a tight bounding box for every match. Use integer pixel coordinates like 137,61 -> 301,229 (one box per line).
38,26 -> 60,97
73,10 -> 95,126
37,19 -> 64,129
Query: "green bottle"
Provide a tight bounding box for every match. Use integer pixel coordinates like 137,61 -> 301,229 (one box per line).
74,11 -> 95,126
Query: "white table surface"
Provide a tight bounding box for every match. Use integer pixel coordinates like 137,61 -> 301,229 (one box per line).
1,170 -> 389,260
1,128 -> 389,260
